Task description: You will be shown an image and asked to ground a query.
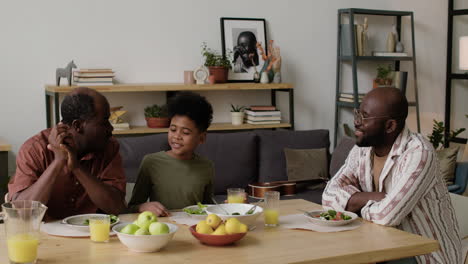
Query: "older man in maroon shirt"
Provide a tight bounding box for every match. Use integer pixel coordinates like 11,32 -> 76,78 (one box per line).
8,87 -> 126,220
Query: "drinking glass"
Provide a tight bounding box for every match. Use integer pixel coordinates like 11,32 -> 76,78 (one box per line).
2,200 -> 47,264
264,191 -> 280,227
89,215 -> 110,243
227,188 -> 245,203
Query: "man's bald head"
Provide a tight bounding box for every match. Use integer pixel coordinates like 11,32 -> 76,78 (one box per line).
363,87 -> 408,130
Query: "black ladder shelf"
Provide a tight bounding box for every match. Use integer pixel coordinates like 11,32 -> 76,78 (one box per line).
334,8 -> 421,146
445,0 -> 468,146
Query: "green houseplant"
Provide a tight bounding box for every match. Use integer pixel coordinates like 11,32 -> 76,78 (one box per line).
144,104 -> 169,128
230,104 -> 245,126
373,64 -> 393,88
202,42 -> 232,83
428,119 -> 466,150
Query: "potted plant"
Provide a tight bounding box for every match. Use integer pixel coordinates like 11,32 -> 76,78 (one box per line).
144,104 -> 170,128
373,64 -> 393,88
202,42 -> 232,83
230,104 -> 245,126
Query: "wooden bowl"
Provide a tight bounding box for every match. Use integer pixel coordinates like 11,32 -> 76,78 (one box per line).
189,225 -> 246,246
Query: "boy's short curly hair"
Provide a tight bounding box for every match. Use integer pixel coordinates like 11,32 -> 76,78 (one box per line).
167,92 -> 213,132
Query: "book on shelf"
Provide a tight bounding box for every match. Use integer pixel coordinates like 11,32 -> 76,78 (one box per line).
372,51 -> 408,57
246,120 -> 281,125
73,77 -> 114,82
249,105 -> 277,111
77,68 -> 114,73
111,122 -> 130,130
339,92 -> 365,99
244,109 -> 281,116
74,72 -> 115,77
338,97 -> 362,103
74,82 -> 113,86
246,115 -> 281,121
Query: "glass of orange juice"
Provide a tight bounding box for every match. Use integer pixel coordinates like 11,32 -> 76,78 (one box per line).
264,191 -> 280,227
227,188 -> 245,203
2,200 -> 47,264
89,215 -> 110,243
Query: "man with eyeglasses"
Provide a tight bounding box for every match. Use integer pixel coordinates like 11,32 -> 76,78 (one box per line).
322,87 -> 461,264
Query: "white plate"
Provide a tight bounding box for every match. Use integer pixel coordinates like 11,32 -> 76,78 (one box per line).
41,220 -> 116,237
303,210 -> 358,226
61,213 -> 120,231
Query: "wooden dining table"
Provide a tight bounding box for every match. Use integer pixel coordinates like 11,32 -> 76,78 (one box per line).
0,199 -> 439,264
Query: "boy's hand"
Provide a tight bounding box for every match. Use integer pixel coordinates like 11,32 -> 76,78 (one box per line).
138,202 -> 171,217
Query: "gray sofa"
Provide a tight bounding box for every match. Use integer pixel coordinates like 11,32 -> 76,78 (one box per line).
117,130 -> 354,205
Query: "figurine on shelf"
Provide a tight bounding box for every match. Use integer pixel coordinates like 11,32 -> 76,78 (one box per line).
386,25 -> 396,52
256,40 -> 282,83
109,106 -> 130,130
362,17 -> 369,56
56,60 -> 77,86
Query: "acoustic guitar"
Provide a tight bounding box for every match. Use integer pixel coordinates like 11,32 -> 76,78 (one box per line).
248,181 -> 297,199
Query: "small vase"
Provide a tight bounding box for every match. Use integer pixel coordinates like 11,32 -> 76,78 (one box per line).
273,72 -> 281,83
231,112 -> 244,126
260,72 -> 269,84
395,42 -> 404,52
386,32 -> 395,52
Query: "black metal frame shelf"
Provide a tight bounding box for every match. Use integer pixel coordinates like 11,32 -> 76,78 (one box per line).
334,8 -> 421,146
340,56 -> 413,61
444,0 -> 468,147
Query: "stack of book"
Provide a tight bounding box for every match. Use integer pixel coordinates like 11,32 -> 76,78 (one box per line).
338,92 -> 365,103
244,106 -> 281,125
73,69 -> 115,86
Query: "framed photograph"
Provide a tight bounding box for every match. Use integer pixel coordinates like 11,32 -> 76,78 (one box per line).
221,17 -> 267,82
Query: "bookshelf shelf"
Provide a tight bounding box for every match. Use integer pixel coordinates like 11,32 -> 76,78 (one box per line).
45,83 -> 295,134
112,123 -> 292,135
340,56 -> 413,61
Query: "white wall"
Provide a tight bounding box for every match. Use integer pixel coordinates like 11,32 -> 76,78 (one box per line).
0,0 -> 465,177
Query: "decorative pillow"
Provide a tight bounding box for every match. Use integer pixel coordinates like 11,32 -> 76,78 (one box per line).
284,148 -> 328,182
436,147 -> 459,185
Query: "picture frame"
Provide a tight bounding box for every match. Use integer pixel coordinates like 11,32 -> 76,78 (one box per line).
221,17 -> 267,82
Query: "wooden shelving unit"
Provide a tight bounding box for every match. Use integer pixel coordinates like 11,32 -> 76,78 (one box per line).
45,83 -> 294,135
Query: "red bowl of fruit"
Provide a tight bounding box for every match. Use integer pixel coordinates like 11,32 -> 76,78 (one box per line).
189,225 -> 247,246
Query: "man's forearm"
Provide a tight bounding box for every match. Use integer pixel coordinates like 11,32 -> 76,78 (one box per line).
13,159 -> 65,204
346,192 -> 386,213
73,168 -> 126,215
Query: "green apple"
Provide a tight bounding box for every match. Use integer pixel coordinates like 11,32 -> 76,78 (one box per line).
136,211 -> 157,229
120,224 -> 139,235
134,227 -> 150,235
149,222 -> 170,235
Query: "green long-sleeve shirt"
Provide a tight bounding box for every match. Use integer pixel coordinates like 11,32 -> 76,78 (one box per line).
128,151 -> 214,210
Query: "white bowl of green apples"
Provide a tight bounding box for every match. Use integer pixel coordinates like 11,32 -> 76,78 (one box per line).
112,211 -> 178,252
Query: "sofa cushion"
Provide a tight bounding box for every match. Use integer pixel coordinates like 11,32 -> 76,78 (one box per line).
437,147 -> 459,185
117,134 -> 170,183
196,131 -> 258,194
329,136 -> 355,178
256,130 -> 330,183
284,148 -> 328,182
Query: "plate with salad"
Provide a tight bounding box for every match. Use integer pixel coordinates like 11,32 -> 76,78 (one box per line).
182,202 -> 212,220
302,209 -> 358,226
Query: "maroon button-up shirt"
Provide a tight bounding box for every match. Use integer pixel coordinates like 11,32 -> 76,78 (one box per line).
8,128 -> 126,220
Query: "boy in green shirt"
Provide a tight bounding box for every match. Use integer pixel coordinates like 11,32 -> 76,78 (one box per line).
128,92 -> 214,216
